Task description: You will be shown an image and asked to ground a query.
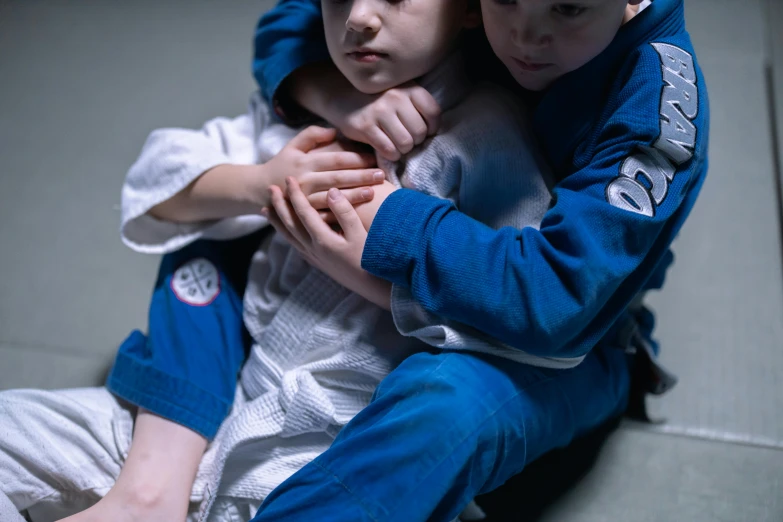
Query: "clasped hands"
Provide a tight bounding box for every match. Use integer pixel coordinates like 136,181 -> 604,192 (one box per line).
260,125 -> 398,306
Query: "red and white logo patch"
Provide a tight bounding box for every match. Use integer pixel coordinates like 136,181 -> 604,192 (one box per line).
171,258 -> 220,306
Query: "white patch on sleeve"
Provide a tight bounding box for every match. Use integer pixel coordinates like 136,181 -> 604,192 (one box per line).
171,258 -> 221,306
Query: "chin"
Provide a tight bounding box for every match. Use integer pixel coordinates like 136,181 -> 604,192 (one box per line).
518,81 -> 550,92
355,83 -> 390,95
510,71 -> 556,92
346,75 -> 396,95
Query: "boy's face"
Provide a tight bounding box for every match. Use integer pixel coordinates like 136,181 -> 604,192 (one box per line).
322,0 -> 474,94
481,0 -> 641,91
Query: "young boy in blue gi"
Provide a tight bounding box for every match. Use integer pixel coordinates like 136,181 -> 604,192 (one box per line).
245,0 -> 708,520
0,0 -> 565,521
0,0 -> 707,521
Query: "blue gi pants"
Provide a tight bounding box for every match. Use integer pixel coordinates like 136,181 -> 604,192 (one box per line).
106,231 -> 266,439
106,232 -> 637,521
250,342 -> 632,522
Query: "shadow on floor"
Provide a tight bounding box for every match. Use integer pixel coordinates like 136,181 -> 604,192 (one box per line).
476,415 -> 623,522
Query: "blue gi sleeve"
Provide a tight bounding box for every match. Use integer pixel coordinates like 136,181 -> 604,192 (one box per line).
252,0 -> 329,112
362,41 -> 709,360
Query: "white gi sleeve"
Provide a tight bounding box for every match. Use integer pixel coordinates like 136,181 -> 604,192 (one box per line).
120,93 -> 273,254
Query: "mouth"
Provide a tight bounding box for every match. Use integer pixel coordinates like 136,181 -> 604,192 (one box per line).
346,49 -> 388,63
511,57 -> 553,72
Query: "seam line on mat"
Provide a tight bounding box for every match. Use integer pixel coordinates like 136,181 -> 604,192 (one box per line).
762,0 -> 783,284
622,421 -> 783,451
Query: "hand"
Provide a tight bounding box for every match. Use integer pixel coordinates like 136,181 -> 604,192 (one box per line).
288,64 -> 441,162
257,125 -> 385,209
294,167 -> 398,229
263,178 -> 392,310
330,82 -> 441,162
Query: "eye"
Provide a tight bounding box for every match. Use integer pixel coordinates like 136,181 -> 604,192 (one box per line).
553,4 -> 587,17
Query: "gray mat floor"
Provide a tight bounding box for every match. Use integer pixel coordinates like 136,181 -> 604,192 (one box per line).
646,0 -> 783,449
1,0 -> 781,520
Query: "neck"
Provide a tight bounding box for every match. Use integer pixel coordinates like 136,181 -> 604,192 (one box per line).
415,50 -> 472,113
623,3 -> 641,24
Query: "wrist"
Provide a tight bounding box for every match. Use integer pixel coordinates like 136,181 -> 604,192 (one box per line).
289,62 -> 351,126
355,181 -> 398,231
369,276 -> 392,311
275,71 -> 318,126
234,164 -> 271,211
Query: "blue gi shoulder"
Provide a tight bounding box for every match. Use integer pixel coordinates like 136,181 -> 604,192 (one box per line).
363,0 -> 710,359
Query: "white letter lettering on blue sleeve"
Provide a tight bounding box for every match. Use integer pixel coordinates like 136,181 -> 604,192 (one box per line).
651,42 -> 696,83
606,43 -> 699,216
652,42 -> 699,165
606,176 -> 655,217
662,66 -> 698,119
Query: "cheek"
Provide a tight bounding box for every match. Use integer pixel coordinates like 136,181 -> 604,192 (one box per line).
481,15 -> 500,43
323,21 -> 341,53
396,33 -> 446,76
483,21 -> 508,57
556,27 -> 613,71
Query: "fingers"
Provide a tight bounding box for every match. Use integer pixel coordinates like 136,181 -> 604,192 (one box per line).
326,188 -> 367,242
288,126 -> 338,153
396,104 -> 429,148
301,168 -> 384,194
378,114 -> 415,157
409,86 -> 441,136
267,185 -> 310,247
309,138 -> 360,153
310,151 -> 376,172
285,178 -> 337,244
307,186 -> 374,210
263,206 -> 306,252
263,206 -> 292,243
318,210 -> 338,225
366,126 -> 399,161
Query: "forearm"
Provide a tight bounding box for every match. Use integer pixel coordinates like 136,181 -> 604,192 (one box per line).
284,62 -> 352,125
358,275 -> 392,311
361,189 -> 665,360
149,164 -> 267,223
327,266 -> 390,310
353,181 -> 398,232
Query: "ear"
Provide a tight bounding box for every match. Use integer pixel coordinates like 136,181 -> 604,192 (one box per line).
463,8 -> 482,29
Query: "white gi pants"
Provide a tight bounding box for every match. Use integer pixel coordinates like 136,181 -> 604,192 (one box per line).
0,388 -> 254,522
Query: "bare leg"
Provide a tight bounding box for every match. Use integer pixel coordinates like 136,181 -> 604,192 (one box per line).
59,409 -> 207,522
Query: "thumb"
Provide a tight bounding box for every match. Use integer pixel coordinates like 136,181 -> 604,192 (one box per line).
288,126 -> 338,153
327,188 -> 366,241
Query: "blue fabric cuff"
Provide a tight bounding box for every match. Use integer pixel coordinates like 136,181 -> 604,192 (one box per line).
106,331 -> 231,440
362,189 -> 453,288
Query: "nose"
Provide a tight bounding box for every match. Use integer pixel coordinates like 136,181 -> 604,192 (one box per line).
346,0 -> 382,34
512,16 -> 553,49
